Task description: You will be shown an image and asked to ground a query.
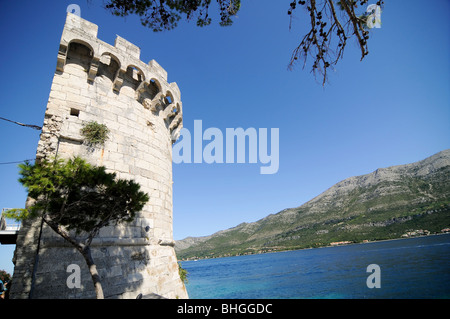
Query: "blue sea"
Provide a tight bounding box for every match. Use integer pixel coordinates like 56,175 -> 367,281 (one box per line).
181,234 -> 450,299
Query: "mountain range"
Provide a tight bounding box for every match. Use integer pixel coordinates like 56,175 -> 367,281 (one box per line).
175,150 -> 450,260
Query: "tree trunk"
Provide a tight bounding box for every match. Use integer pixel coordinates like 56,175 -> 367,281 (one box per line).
80,246 -> 104,299
42,219 -> 105,299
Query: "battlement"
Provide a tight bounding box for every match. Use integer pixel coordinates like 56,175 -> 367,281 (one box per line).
57,13 -> 182,142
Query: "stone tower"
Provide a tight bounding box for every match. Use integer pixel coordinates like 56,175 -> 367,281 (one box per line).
10,13 -> 187,299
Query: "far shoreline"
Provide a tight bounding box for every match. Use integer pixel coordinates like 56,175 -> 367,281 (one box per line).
179,231 -> 450,262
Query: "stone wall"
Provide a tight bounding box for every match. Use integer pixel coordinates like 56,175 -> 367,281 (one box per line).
10,13 -> 187,299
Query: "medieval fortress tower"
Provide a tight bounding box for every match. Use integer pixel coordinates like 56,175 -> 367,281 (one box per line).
10,12 -> 188,299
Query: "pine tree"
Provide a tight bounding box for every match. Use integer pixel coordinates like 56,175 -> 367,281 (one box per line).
6,157 -> 149,299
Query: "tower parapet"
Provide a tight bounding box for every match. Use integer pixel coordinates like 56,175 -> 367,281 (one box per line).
11,13 -> 187,299
56,13 -> 182,143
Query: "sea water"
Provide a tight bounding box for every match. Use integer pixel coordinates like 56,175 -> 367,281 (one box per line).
181,233 -> 450,299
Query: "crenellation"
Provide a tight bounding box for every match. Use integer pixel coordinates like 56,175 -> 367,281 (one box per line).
65,13 -> 98,37
114,35 -> 141,59
54,13 -> 183,140
148,60 -> 168,81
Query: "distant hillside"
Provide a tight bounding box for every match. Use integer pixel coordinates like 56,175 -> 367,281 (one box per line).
175,150 -> 450,260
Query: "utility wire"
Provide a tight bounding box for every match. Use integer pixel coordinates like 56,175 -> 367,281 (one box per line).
0,159 -> 35,165
0,116 -> 42,131
0,116 -> 40,164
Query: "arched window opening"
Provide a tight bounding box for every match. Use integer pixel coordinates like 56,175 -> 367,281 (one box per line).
164,95 -> 173,105
123,65 -> 144,90
97,53 -> 120,83
148,79 -> 160,100
66,41 -> 93,71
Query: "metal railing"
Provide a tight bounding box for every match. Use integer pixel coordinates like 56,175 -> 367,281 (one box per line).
1,208 -> 21,231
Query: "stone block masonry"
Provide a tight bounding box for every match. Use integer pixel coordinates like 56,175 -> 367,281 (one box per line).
10,13 -> 187,299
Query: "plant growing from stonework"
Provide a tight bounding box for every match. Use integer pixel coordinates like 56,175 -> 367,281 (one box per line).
178,262 -> 188,284
80,121 -> 110,147
6,157 -> 149,299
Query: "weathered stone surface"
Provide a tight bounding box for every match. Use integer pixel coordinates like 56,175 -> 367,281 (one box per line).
10,12 -> 187,299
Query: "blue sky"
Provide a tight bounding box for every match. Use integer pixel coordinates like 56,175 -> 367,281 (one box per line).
0,0 -> 449,274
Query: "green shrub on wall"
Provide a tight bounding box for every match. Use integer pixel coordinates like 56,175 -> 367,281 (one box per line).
80,121 -> 109,146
